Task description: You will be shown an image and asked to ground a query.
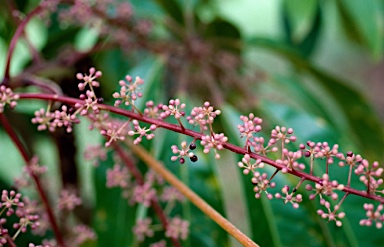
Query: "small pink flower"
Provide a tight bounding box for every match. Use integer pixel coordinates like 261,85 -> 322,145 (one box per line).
360,203 -> 384,229
133,218 -> 154,241
160,186 -> 184,202
275,185 -> 302,208
160,99 -> 186,120
187,101 -> 220,131
84,145 -> 107,167
317,202 -> 345,227
57,190 -> 81,211
128,120 -> 156,145
165,216 -> 189,240
132,183 -> 156,207
106,164 -> 130,188
270,126 -> 296,144
113,75 -> 144,107
0,85 -> 19,113
76,67 -> 102,91
200,133 -> 228,159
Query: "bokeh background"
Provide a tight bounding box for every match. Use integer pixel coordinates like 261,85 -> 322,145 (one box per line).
0,0 -> 383,246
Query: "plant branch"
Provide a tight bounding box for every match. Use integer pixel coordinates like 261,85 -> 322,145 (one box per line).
17,93 -> 384,204
126,140 -> 259,247
0,113 -> 65,247
2,4 -> 43,86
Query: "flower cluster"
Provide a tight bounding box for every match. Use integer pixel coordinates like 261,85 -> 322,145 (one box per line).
32,105 -> 80,133
317,203 -> 345,227
83,145 -> 107,167
160,99 -> 186,120
187,101 -> 221,131
133,218 -> 154,241
165,216 -> 189,240
252,173 -> 275,199
144,101 -> 163,119
57,190 -> 82,211
200,133 -> 228,159
128,120 -> 157,145
113,75 -> 144,107
0,85 -> 19,113
171,141 -> 198,164
237,154 -> 264,175
360,204 -> 384,229
238,113 -> 262,149
306,174 -> 345,201
0,191 -> 41,244
106,164 -> 131,188
275,185 -> 303,208
101,121 -> 130,147
270,126 -> 297,144
276,149 -> 305,173
355,160 -> 384,194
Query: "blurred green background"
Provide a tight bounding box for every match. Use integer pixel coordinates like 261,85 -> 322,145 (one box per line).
0,0 -> 383,246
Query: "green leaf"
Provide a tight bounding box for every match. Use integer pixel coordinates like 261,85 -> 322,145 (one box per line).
154,0 -> 184,25
335,0 -> 383,58
204,18 -> 242,53
25,18 -> 48,51
74,27 -> 99,52
282,0 -> 322,57
283,0 -> 318,42
92,153 -> 136,247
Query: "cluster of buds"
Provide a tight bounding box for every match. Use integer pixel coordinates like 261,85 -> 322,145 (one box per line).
317,203 -> 345,227
187,101 -> 221,131
270,126 -> 297,144
171,141 -> 197,164
200,133 -> 228,159
160,99 -> 186,120
0,85 -> 19,113
143,101 -> 163,119
113,75 -> 144,107
277,149 -> 305,173
0,191 -> 41,243
355,160 -> 384,194
360,204 -> 384,229
128,120 -> 157,145
32,105 -> 80,133
306,174 -> 345,201
275,185 -> 303,208
237,113 -> 262,149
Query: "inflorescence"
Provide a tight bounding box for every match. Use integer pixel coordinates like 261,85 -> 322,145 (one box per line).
1,64 -> 383,247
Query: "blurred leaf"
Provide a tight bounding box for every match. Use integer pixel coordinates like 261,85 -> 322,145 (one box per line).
282,1 -> 322,57
74,27 -> 99,52
204,18 -> 242,53
25,18 -> 48,51
154,0 -> 184,25
283,0 -> 318,42
92,152 -> 136,247
335,0 -> 383,58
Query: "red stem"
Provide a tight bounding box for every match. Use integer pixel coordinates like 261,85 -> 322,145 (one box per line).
4,234 -> 16,247
2,5 -> 43,85
17,92 -> 384,204
0,113 -> 65,247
